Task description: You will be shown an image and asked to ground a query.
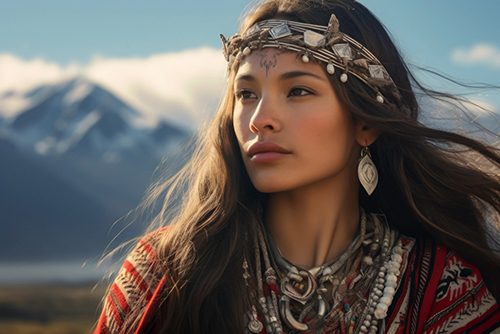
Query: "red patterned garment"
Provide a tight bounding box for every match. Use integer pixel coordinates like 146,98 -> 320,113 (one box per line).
95,230 -> 166,334
94,232 -> 500,333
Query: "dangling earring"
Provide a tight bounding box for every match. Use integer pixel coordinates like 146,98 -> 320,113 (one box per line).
358,146 -> 378,195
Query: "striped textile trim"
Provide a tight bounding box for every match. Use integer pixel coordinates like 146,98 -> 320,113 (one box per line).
408,238 -> 436,334
95,231 -> 164,334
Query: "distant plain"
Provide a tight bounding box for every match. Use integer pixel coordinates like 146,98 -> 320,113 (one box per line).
0,283 -> 105,334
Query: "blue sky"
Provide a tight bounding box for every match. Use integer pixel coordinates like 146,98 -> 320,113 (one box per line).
1,0 -> 499,120
1,1 -> 498,68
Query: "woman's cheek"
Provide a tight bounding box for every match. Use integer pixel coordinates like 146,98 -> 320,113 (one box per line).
232,108 -> 247,143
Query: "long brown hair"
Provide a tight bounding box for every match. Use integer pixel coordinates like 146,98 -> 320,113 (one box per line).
120,0 -> 500,332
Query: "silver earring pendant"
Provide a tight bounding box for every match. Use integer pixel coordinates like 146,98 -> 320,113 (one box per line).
358,146 -> 378,195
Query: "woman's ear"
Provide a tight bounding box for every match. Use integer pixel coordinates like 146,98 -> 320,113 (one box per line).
354,120 -> 380,146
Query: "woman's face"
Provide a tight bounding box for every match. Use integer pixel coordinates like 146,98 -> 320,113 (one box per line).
232,49 -> 360,193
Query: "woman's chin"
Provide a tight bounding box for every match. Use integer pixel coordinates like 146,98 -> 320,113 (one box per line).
251,180 -> 297,194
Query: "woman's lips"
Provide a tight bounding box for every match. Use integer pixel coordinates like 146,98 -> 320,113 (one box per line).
250,151 -> 291,163
247,141 -> 291,163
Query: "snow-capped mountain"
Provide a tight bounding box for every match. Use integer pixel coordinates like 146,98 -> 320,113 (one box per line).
0,78 -> 189,162
0,78 -> 193,262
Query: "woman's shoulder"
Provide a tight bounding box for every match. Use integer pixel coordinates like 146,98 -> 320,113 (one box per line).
399,235 -> 500,333
94,226 -> 171,334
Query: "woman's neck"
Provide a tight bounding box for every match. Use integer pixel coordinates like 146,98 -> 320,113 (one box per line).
266,175 -> 360,269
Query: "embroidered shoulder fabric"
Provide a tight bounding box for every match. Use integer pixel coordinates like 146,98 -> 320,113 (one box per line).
94,231 -> 500,333
94,230 -> 164,334
421,248 -> 499,333
385,239 -> 500,334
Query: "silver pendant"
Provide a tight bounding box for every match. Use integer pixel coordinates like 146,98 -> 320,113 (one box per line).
280,295 -> 309,331
369,64 -> 390,80
303,30 -> 325,48
281,270 -> 317,304
358,147 -> 378,195
269,23 -> 292,39
332,43 -> 353,60
248,319 -> 264,333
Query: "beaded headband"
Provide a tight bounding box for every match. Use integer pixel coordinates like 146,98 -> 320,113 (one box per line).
220,14 -> 401,104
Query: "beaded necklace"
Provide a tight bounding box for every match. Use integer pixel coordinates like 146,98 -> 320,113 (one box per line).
243,210 -> 405,334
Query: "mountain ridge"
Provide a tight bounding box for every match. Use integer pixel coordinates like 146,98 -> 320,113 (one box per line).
0,78 -> 192,262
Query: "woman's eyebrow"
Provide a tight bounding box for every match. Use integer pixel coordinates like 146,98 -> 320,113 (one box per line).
280,70 -> 326,81
235,70 -> 326,83
235,74 -> 256,83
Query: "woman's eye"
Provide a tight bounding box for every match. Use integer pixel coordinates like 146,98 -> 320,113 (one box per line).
235,90 -> 257,101
288,87 -> 313,97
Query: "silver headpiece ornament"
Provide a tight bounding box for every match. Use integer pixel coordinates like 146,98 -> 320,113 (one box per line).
220,14 -> 401,104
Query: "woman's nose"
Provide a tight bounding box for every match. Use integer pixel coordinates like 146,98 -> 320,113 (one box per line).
249,93 -> 281,134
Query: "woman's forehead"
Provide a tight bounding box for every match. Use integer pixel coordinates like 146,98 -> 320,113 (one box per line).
234,48 -> 327,81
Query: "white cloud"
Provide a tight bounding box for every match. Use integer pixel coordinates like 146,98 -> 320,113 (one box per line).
451,43 -> 500,69
84,48 -> 227,127
0,48 -> 228,127
0,53 -> 79,93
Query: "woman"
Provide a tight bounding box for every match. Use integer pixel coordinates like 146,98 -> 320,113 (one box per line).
95,0 -> 500,333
